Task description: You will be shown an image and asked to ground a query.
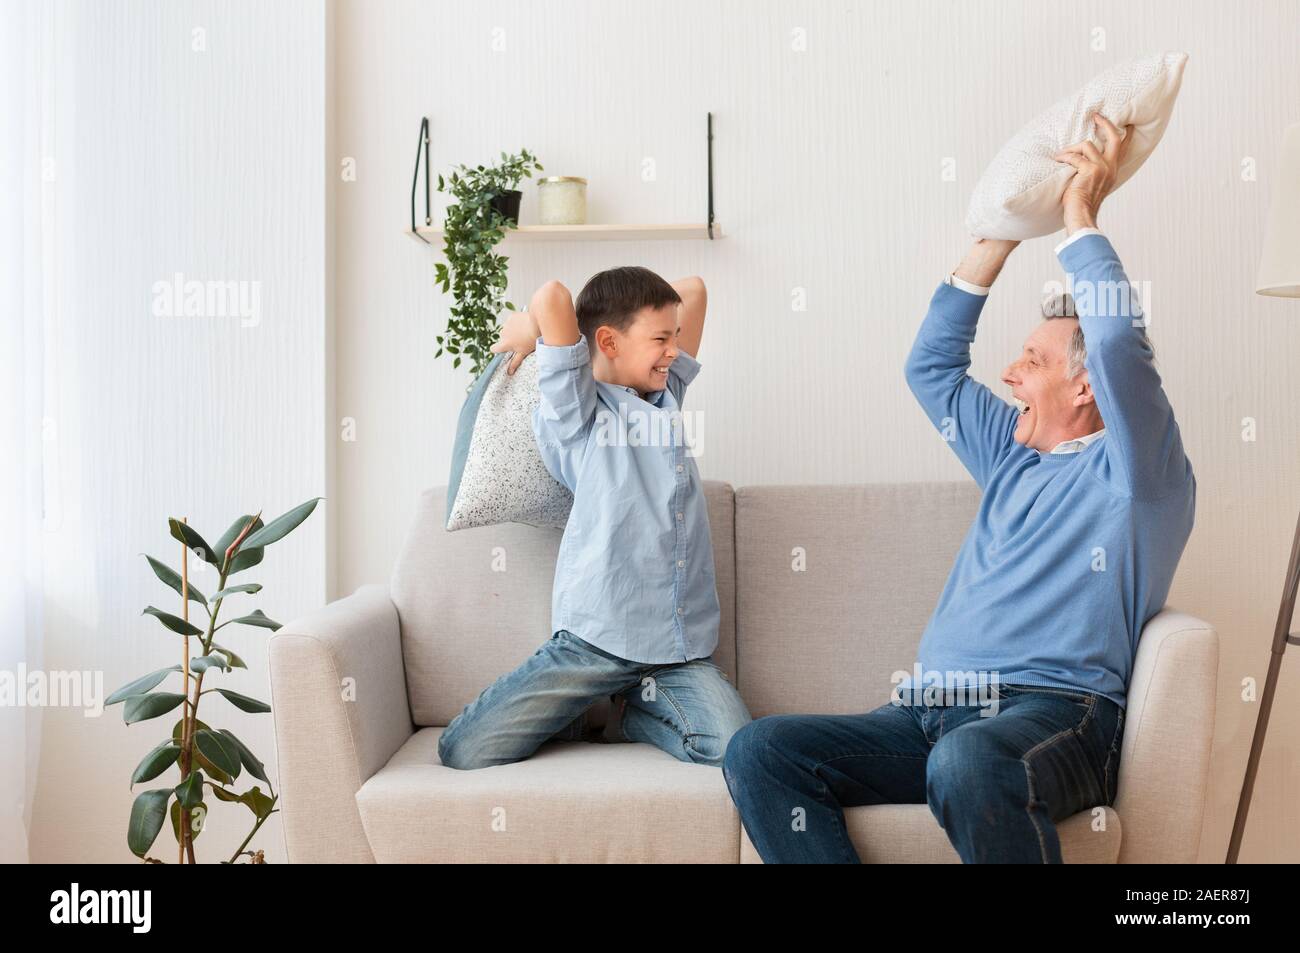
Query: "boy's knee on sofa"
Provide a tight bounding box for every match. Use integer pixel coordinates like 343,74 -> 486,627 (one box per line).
436,725 -> 479,770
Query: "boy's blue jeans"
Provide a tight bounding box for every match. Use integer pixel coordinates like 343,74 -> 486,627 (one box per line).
722,682 -> 1125,863
438,629 -> 752,769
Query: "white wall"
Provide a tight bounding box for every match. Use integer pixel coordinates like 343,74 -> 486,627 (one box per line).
334,0 -> 1300,862
23,0 -> 330,863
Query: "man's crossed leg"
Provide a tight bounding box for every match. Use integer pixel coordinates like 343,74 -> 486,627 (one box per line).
723,683 -> 1124,863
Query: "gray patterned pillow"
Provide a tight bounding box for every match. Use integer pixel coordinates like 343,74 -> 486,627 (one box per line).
445,351 -> 573,531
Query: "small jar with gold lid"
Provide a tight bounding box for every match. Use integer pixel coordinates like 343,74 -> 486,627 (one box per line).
537,176 -> 587,225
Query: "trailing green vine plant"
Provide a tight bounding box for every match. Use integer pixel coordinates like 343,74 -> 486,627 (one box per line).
434,149 -> 543,379
112,498 -> 320,863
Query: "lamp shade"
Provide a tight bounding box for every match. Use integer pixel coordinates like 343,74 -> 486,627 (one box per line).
1257,122 -> 1300,297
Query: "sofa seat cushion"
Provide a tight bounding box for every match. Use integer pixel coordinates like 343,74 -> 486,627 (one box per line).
355,728 -> 740,863
739,804 -> 1122,863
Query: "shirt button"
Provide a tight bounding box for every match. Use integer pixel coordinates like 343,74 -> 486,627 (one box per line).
676,607 -> 684,615
677,559 -> 685,568
676,512 -> 683,521
676,464 -> 684,473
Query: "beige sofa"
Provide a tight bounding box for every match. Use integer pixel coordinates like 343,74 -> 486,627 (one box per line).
268,481 -> 1218,863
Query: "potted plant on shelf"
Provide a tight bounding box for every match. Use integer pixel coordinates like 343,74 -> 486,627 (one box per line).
112,498 -> 320,863
434,148 -> 543,379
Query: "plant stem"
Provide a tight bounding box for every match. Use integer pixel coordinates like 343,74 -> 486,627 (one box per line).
227,801 -> 278,864
179,548 -> 231,862
171,512 -> 259,864
180,519 -> 189,864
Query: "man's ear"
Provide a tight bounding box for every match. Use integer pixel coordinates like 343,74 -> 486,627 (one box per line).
1071,371 -> 1096,408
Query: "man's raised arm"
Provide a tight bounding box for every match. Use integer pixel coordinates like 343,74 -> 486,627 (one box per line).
1054,114 -> 1192,497
1055,233 -> 1190,496
904,238 -> 1020,489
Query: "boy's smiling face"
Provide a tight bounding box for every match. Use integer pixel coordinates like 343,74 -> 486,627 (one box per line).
593,304 -> 680,398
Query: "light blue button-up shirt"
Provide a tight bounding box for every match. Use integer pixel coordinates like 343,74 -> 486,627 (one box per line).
531,333 -> 720,664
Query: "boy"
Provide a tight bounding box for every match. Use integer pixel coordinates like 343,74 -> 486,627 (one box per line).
437,266 -> 752,769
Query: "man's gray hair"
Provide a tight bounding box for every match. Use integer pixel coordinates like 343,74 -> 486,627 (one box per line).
1041,292 -> 1087,380
1041,292 -> 1157,381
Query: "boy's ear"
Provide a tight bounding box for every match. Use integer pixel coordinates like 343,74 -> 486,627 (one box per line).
594,325 -> 618,358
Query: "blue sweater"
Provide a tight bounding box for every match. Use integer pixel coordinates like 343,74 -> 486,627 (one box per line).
901,234 -> 1195,708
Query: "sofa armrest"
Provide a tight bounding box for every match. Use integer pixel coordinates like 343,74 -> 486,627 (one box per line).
268,583 -> 414,863
1116,607 -> 1219,864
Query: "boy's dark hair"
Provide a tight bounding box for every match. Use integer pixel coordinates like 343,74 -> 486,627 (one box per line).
575,266 -> 681,343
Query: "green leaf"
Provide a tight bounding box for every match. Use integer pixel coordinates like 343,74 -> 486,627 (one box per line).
228,547 -> 264,575
144,555 -> 208,609
189,654 -> 230,675
123,692 -> 187,724
131,742 -> 181,785
211,643 -> 247,670
192,751 -> 231,786
241,498 -> 321,549
171,717 -> 231,784
222,609 -> 280,631
142,606 -> 203,637
210,583 -> 262,600
216,514 -> 265,574
173,716 -> 209,745
107,665 -> 181,706
211,688 -> 271,714
210,783 -> 275,820
243,785 -> 276,820
174,769 -> 205,810
170,799 -> 206,844
128,789 -> 172,858
217,728 -> 269,783
194,729 -> 241,779
210,785 -> 243,804
168,519 -> 219,567
215,514 -> 256,556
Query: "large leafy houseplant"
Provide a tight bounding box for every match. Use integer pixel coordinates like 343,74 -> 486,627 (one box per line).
434,148 -> 543,379
112,498 -> 320,863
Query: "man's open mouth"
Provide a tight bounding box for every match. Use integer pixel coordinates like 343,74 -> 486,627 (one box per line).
653,365 -> 669,374
1013,397 -> 1032,416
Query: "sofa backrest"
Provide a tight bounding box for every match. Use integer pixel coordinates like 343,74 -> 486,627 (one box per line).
392,482 -> 738,726
733,482 -> 980,716
391,480 -> 976,726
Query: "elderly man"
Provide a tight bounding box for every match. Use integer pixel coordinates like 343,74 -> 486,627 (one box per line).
723,115 -> 1195,863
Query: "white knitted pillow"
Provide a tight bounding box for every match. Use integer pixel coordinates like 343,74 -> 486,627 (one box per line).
445,352 -> 573,531
967,52 -> 1188,240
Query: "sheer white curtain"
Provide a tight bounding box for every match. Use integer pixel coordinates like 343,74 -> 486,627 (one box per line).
0,1 -> 54,864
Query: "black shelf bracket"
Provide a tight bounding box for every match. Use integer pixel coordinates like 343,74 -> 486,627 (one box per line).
410,116 -> 431,243
706,112 -> 715,239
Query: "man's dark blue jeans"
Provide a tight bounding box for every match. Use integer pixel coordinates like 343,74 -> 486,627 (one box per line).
722,682 -> 1125,863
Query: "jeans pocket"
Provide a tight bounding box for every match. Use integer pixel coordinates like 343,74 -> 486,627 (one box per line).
699,655 -> 730,681
555,629 -> 626,664
996,682 -> 1093,706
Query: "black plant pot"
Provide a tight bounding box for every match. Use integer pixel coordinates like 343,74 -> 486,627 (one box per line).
490,189 -> 522,224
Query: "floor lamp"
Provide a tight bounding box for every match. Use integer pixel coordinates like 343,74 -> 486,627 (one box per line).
1227,121 -> 1300,863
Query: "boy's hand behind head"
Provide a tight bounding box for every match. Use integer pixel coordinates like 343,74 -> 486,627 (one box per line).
490,310 -> 542,375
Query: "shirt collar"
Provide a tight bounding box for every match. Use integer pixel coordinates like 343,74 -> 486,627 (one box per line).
1048,428 -> 1106,455
605,381 -> 667,406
